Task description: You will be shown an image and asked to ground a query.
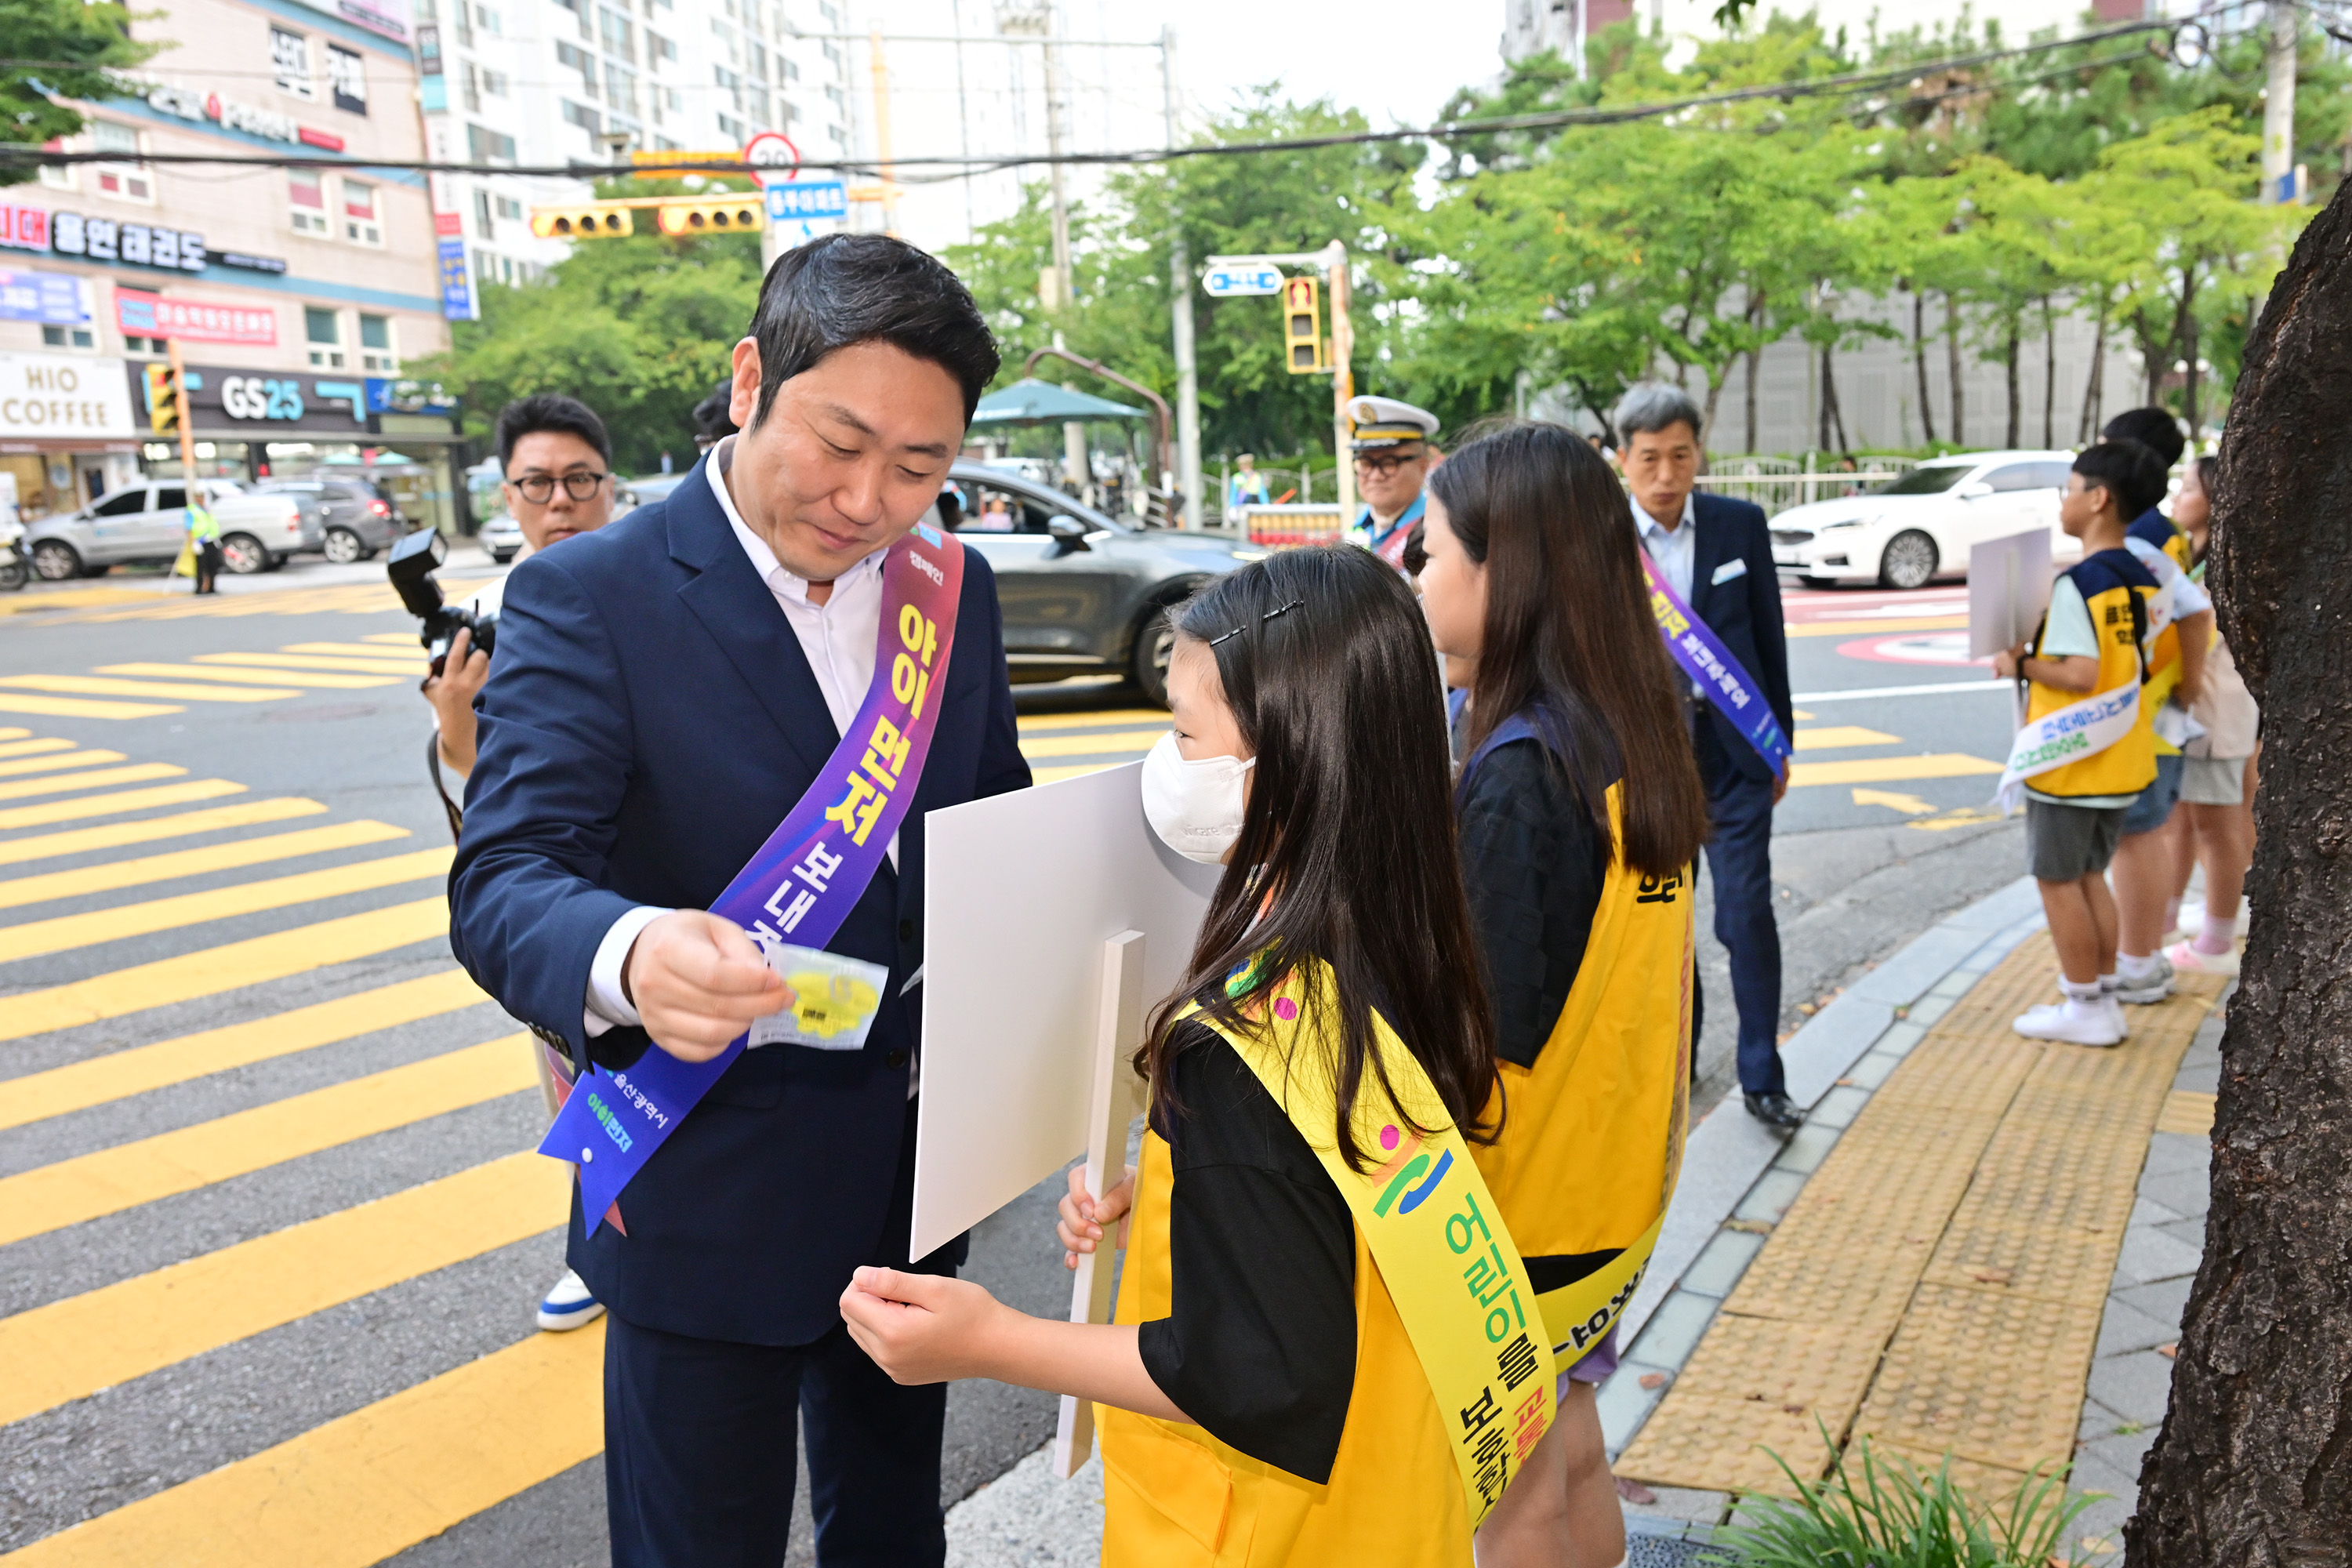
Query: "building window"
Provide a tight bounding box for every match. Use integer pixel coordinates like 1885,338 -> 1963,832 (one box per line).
289,167 -> 331,233
601,7 -> 635,63
716,111 -> 744,142
779,97 -> 797,126
91,122 -> 152,203
828,122 -> 846,149
495,193 -> 524,220
648,30 -> 675,62
40,324 -> 96,349
271,27 -> 314,97
462,60 -> 482,113
556,41 -> 598,95
343,178 -> 382,245
605,61 -> 639,118
328,43 -> 368,114
360,313 -> 397,371
123,334 -> 165,354
473,186 -> 495,238
561,100 -> 601,136
481,67 -> 509,95
306,306 -> 345,368
782,56 -> 797,82
474,3 -> 503,31
467,122 -> 517,162
818,0 -> 837,23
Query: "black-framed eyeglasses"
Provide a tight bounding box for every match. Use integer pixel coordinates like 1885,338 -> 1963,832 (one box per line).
507,470 -> 608,503
1352,452 -> 1423,478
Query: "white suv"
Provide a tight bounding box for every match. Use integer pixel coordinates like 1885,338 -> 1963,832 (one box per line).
1768,450 -> 2078,590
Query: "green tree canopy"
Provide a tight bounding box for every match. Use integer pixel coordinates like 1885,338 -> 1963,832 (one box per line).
1,0 -> 154,183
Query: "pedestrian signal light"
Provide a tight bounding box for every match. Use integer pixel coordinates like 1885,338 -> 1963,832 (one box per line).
143,364 -> 180,435
1283,277 -> 1324,375
530,204 -> 635,239
655,198 -> 765,237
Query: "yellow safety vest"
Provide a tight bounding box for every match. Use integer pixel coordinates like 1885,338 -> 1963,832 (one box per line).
2025,549 -> 2160,800
1100,960 -> 1552,1566
1470,783 -> 1694,1368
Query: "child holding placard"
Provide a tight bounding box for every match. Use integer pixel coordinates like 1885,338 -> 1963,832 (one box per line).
842,546 -> 1549,1566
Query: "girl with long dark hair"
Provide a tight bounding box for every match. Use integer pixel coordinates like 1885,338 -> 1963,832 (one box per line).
844,546 -> 1550,1564
1420,421 -> 1711,1567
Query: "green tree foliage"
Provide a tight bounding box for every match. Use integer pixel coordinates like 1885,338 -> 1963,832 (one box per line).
1,0 -> 154,183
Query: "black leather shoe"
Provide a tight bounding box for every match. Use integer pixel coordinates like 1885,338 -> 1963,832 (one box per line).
1744,1091 -> 1805,1130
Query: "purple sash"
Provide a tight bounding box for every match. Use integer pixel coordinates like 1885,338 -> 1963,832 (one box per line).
1639,550 -> 1791,777
539,522 -> 967,1234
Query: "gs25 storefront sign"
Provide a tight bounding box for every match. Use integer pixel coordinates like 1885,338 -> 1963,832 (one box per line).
132,362 -> 370,432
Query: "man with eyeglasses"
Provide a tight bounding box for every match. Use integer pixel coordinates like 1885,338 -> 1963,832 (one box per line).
421,392 -> 619,1338
1344,394 -> 1441,573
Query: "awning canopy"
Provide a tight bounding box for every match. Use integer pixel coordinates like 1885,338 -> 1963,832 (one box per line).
970,377 -> 1145,426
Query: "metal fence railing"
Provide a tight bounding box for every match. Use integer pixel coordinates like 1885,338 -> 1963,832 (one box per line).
1697,456 -> 1921,517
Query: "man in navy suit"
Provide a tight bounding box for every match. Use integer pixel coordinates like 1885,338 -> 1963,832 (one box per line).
448,234 -> 1029,1566
1613,384 -> 1802,1130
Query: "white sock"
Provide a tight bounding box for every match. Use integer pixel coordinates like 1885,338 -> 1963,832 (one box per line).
2099,972 -> 2120,994
2118,951 -> 2161,982
2060,978 -> 2104,1004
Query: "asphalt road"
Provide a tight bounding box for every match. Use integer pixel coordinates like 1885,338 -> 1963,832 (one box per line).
0,556 -> 2029,1566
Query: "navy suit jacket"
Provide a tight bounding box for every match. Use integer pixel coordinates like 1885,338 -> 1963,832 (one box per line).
1684,492 -> 1795,786
448,455 -> 1030,1345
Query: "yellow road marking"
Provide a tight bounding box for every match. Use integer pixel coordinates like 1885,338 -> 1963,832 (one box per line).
1792,725 -> 1901,751
0,779 -> 243,832
1017,728 -> 1163,760
0,821 -> 410,912
361,632 -> 423,645
1786,615 -> 1970,638
0,586 -> 153,615
281,641 -> 432,661
0,1036 -> 535,1247
0,747 -> 126,778
192,652 -> 421,677
0,1149 -> 568,1428
0,692 -> 182,719
1033,760 -> 1122,785
0,797 -> 322,867
0,895 -> 448,1044
0,737 -> 73,759
1016,707 -> 1168,732
1851,787 -> 1937,815
0,674 -> 298,703
1789,708 -> 1815,721
96,662 -> 397,690
0,846 -> 452,965
0,1318 -> 605,1568
1789,754 -> 2003,788
0,762 -> 184,802
0,969 -> 489,1131
0,727 -> 26,740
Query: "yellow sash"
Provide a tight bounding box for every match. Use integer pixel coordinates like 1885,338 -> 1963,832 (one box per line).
1182,958 -> 1555,1527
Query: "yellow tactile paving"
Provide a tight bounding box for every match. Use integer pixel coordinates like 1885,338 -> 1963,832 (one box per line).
2157,1090 -> 2216,1138
1620,936 -> 2223,1498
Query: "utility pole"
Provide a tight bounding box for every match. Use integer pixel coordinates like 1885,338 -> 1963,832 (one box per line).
869,27 -> 899,234
1040,15 -> 1074,310
951,0 -> 976,243
1327,240 -> 1356,517
2262,0 -> 2300,205
1162,26 -> 1200,529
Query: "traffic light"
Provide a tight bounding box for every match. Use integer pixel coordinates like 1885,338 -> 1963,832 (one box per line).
143,363 -> 180,435
1283,277 -> 1324,374
529,203 -> 635,239
655,197 -> 765,237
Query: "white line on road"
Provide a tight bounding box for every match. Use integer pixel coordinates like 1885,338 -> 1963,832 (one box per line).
1791,679 -> 2009,704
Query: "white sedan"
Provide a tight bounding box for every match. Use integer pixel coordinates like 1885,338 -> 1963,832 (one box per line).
1769,449 -> 2078,590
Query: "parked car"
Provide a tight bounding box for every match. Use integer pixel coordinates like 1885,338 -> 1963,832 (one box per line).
944,460 -> 1262,705
251,477 -> 407,564
619,473 -> 691,517
478,513 -> 524,564
1767,450 -> 2078,590
24,481 -> 307,579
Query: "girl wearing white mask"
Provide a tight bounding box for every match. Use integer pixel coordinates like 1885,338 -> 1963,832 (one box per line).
844,547 -> 1534,1566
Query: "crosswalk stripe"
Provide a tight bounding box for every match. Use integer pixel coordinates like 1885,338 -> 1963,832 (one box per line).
0,674 -> 299,703
0,747 -> 126,778
0,846 -> 452,965
1788,753 -> 2005,788
0,727 -> 27,740
360,632 -> 422,645
0,779 -> 243,832
0,737 -> 74,759
1017,728 -> 1163,760
1033,760 -> 1121,785
96,662 -> 398,691
0,762 -> 184,803
280,641 -> 433,662
192,652 -> 423,677
0,821 -> 411,913
0,797 -> 322,868
0,1150 -> 568,1429
0,1317 -> 604,1568
1016,707 -> 1167,732
0,1035 -> 535,1248
0,692 -> 183,720
1791,725 -> 1901,751
0,969 -> 489,1131
0,894 -> 448,1044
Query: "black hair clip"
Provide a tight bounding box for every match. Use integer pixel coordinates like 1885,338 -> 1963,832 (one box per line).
1207,597 -> 1306,646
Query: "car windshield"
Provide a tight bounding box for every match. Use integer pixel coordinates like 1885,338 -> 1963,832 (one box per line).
1871,465 -> 1976,496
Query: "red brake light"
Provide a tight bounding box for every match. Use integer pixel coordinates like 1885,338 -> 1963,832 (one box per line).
369,500 -> 390,515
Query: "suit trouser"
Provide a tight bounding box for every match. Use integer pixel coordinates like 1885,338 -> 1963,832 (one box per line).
1699,735 -> 1786,1098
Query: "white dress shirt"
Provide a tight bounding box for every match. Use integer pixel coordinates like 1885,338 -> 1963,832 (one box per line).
1632,491 -> 1698,602
583,438 -> 893,1036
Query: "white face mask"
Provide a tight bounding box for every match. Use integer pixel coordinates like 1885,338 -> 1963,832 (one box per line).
1140,731 -> 1255,866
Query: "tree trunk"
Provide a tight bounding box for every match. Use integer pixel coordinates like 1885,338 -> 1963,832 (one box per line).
1744,346 -> 1761,456
1944,291 -> 1965,447
1700,368 -> 1724,449
2042,295 -> 2058,449
2081,294 -> 2109,445
2004,313 -> 2022,449
1913,289 -> 1939,445
2181,299 -> 2201,447
2128,172 -> 2352,1567
1820,343 -> 1849,455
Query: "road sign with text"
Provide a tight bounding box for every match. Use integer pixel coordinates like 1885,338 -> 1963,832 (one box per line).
768,181 -> 848,221
1202,264 -> 1283,298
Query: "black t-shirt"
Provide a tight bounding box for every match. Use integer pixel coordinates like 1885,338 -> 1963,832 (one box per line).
1457,738 -> 1610,1068
1137,1021 -> 1357,1483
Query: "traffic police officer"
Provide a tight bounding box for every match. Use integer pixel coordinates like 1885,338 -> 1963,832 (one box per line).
1345,394 -> 1439,572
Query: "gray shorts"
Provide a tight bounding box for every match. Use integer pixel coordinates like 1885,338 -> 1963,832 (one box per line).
2027,798 -> 2127,882
2182,753 -> 2248,807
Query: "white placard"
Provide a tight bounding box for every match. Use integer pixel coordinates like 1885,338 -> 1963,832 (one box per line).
1968,527 -> 2054,661
911,760 -> 1218,1261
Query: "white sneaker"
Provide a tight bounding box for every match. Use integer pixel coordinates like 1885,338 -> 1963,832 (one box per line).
2105,993 -> 2130,1038
536,1267 -> 604,1331
2014,1000 -> 2124,1047
2165,938 -> 2241,978
2113,955 -> 2176,1005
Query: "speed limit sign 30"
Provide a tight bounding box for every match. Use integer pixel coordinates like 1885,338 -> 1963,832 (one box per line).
742,132 -> 800,188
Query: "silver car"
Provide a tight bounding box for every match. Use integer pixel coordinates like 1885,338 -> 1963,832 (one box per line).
251,477 -> 408,564
24,481 -> 307,579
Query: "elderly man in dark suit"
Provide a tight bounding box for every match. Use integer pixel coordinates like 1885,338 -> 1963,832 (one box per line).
1614,383 -> 1802,1130
448,234 -> 1029,1566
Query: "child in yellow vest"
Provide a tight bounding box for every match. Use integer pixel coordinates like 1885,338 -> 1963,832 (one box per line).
1992,442 -> 2166,1046
844,546 -> 1550,1566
